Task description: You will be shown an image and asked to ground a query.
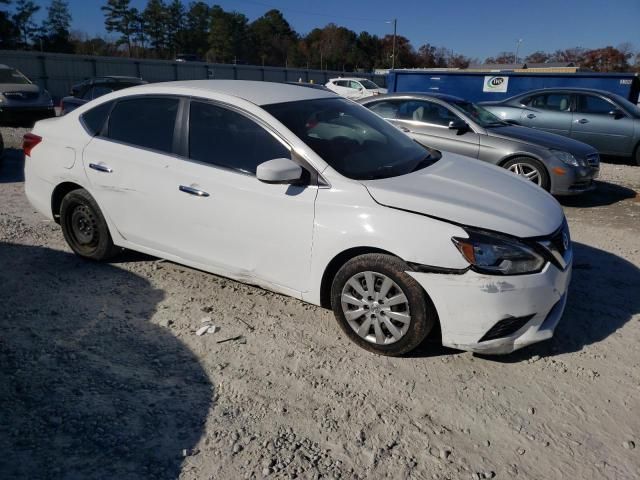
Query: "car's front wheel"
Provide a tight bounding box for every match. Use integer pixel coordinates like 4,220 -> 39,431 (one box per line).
330,253 -> 436,356
60,189 -> 118,261
503,156 -> 550,191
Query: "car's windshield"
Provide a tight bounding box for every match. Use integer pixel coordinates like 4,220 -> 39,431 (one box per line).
610,93 -> 640,118
0,68 -> 31,85
360,79 -> 380,90
450,100 -> 507,127
263,97 -> 435,180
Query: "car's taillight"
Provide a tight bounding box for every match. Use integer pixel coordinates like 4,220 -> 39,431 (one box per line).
23,133 -> 42,157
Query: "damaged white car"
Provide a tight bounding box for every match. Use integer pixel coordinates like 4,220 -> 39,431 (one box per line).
24,80 -> 572,356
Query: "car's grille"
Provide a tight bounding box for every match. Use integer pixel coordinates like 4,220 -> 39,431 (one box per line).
537,222 -> 572,271
3,91 -> 39,101
585,153 -> 600,167
479,314 -> 535,342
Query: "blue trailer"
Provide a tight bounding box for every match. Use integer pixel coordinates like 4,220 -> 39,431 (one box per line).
387,70 -> 640,104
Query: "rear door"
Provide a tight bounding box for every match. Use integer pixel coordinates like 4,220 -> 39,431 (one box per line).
82,96 -> 182,251
370,99 -> 480,158
518,91 -> 573,137
571,93 -> 634,155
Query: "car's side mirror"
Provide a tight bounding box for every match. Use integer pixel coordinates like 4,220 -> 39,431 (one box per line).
448,119 -> 468,131
608,108 -> 624,119
256,158 -> 304,184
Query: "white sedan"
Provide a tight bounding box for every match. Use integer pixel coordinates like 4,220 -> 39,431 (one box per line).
23,81 -> 572,356
325,77 -> 387,100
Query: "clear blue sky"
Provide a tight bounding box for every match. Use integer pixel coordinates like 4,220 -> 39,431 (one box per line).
27,0 -> 640,60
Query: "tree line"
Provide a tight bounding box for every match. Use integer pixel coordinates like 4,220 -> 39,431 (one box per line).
0,0 -> 638,73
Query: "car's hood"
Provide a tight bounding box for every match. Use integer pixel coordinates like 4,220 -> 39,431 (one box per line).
363,153 -> 564,238
0,83 -> 40,94
485,125 -> 597,156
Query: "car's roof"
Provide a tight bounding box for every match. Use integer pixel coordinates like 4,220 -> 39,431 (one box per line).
328,77 -> 371,82
363,92 -> 466,103
135,80 -> 335,105
511,87 -> 618,98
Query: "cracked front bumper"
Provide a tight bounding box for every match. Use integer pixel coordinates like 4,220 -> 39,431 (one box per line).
408,260 -> 572,354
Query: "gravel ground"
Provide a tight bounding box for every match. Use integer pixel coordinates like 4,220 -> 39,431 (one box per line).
1,126 -> 639,480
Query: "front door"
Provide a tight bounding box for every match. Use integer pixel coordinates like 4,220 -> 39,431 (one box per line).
570,93 -> 634,155
165,99 -> 317,293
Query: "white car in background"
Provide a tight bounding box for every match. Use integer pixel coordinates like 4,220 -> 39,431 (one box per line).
24,80 -> 571,356
325,77 -> 387,100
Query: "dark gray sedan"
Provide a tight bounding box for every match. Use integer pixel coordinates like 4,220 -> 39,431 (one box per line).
359,93 -> 600,195
480,88 -> 640,165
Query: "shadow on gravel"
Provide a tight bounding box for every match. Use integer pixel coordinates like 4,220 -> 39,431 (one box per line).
0,243 -> 213,479
0,148 -> 25,183
482,241 -> 640,363
559,180 -> 637,208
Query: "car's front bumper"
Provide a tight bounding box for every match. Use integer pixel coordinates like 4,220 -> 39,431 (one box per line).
550,163 -> 599,196
408,260 -> 572,354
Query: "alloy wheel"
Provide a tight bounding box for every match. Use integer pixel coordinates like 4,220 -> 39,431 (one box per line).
340,271 -> 411,345
507,162 -> 542,186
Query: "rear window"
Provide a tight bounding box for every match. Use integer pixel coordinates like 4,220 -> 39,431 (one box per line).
80,101 -> 114,136
106,97 -> 179,153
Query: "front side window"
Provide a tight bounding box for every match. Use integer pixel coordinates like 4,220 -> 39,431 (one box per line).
188,101 -> 290,175
348,81 -> 362,90
91,85 -> 113,99
450,101 -> 506,127
264,97 -> 435,180
577,94 -> 616,115
107,97 -> 179,153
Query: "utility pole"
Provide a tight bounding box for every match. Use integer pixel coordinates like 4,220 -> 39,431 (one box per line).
514,39 -> 523,64
386,19 -> 397,69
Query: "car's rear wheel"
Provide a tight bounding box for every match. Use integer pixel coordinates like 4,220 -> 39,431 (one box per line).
330,253 -> 436,356
634,143 -> 640,166
60,189 -> 118,261
503,156 -> 550,191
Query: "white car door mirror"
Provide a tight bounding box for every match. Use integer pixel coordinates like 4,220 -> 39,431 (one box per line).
256,158 -> 304,184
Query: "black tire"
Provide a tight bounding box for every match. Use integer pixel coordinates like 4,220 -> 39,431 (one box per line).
330,253 -> 436,356
502,156 -> 551,192
634,143 -> 640,166
60,189 -> 118,261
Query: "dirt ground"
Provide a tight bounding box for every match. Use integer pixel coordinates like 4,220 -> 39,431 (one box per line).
1,127 -> 639,480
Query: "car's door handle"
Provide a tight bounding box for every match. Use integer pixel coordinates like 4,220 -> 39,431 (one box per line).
526,113 -> 536,119
89,163 -> 113,173
576,118 -> 589,124
179,185 -> 210,197
399,126 -> 411,133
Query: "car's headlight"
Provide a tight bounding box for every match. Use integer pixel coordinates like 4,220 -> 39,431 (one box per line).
551,149 -> 583,167
452,229 -> 545,275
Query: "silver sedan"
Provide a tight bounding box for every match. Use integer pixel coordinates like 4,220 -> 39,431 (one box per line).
359,92 -> 600,195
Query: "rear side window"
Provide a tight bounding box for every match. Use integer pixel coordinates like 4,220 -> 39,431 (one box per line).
107,97 -> 179,153
529,93 -> 571,112
188,101 -> 289,175
80,100 -> 114,136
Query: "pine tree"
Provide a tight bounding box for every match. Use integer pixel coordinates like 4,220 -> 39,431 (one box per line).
42,0 -> 72,52
12,0 -> 40,48
142,0 -> 167,55
165,0 -> 185,56
101,0 -> 135,55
